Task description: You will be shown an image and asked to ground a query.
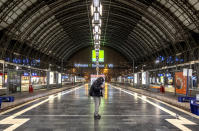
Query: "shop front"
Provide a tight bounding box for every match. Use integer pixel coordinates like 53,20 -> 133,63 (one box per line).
31,72 -> 47,90
21,72 -> 30,91
8,70 -> 21,93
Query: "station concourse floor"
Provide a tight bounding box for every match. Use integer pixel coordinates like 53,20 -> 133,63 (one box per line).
0,84 -> 199,131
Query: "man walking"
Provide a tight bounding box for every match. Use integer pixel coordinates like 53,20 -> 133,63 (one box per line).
89,77 -> 104,119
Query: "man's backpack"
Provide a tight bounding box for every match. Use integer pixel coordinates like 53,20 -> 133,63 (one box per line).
89,84 -> 94,96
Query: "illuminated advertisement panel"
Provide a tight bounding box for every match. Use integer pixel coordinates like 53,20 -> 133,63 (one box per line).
58,73 -> 61,84
49,72 -> 54,84
134,73 -> 137,84
142,72 -> 146,85
175,72 -> 187,95
92,50 -> 104,62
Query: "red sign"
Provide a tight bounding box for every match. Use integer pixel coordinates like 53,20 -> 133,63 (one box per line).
175,72 -> 187,95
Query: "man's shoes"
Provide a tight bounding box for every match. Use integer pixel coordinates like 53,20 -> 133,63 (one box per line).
94,114 -> 101,119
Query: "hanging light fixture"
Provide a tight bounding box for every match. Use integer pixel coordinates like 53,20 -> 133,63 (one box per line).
91,0 -> 102,76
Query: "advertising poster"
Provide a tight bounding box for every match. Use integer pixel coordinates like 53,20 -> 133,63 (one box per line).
58,73 -> 61,84
134,73 -> 137,84
175,72 -> 187,95
49,72 -> 54,84
21,74 -> 30,91
142,72 -> 146,85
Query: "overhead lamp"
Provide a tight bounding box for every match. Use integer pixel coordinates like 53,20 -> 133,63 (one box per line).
94,13 -> 100,21
94,25 -> 99,32
92,19 -> 95,27
99,28 -> 101,34
95,44 -> 100,49
94,0 -> 100,7
94,34 -> 99,40
94,42 -> 100,46
91,0 -> 102,75
100,4 -> 102,16
95,42 -> 100,45
91,5 -> 94,16
99,19 -> 102,27
93,28 -> 101,35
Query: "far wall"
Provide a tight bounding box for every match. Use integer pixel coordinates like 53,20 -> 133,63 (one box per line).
67,46 -> 130,81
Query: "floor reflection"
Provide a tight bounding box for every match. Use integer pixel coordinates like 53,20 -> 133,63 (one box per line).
85,83 -> 89,96
5,84 -> 198,131
94,119 -> 100,131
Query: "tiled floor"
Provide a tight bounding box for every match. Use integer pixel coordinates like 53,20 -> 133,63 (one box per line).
0,84 -> 198,131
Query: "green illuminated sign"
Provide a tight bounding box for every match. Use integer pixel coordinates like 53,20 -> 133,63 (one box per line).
92,50 -> 104,62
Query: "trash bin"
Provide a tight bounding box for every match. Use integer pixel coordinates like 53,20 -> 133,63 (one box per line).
178,96 -> 196,102
0,96 -> 15,102
190,100 -> 199,116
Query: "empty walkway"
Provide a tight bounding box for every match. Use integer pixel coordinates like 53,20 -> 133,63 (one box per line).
0,84 -> 198,131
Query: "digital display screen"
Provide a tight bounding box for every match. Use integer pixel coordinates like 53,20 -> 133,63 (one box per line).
92,50 -> 104,62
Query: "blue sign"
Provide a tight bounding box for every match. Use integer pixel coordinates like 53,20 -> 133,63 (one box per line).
165,73 -> 171,77
23,72 -> 29,76
32,73 -> 37,76
62,76 -> 69,79
127,76 -> 133,79
158,74 -> 164,77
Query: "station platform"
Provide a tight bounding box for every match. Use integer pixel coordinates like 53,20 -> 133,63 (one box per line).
111,83 -> 191,111
0,83 -> 82,111
0,84 -> 199,131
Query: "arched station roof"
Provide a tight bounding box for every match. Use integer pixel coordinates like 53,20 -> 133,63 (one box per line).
0,0 -> 199,65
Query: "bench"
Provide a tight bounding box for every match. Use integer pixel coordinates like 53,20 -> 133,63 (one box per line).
150,86 -> 160,93
190,100 -> 199,116
0,96 -> 15,102
178,96 -> 196,102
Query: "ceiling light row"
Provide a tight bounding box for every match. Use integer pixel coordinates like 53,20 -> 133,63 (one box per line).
91,0 -> 102,72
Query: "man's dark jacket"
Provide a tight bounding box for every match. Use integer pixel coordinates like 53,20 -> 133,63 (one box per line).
89,80 -> 103,97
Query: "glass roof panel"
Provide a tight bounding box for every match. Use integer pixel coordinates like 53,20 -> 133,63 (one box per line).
0,0 -> 38,30
157,0 -> 198,32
